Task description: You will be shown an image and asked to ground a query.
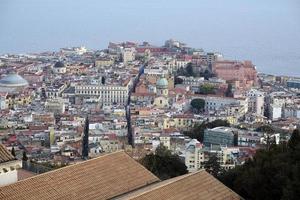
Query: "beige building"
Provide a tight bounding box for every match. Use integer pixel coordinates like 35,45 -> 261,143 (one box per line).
95,58 -> 114,67
244,89 -> 264,116
122,47 -> 135,64
185,139 -> 205,172
45,98 -> 66,114
75,83 -> 129,106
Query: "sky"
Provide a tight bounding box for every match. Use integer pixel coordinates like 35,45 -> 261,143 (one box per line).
1,0 -> 300,76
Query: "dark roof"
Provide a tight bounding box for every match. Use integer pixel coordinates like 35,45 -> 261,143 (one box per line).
0,151 -> 159,200
114,170 -> 241,200
53,61 -> 65,68
0,144 -> 15,163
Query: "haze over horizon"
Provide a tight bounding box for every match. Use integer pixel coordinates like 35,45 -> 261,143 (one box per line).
1,0 -> 300,76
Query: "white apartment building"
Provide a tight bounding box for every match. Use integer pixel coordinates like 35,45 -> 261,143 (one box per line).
75,84 -> 129,105
122,47 -> 135,64
45,98 -> 66,114
244,89 -> 264,116
165,59 -> 189,72
185,139 -> 205,172
185,139 -> 239,172
203,96 -> 248,114
178,76 -> 205,86
269,103 -> 282,121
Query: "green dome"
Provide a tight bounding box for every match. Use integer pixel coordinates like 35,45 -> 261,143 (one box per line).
156,77 -> 168,89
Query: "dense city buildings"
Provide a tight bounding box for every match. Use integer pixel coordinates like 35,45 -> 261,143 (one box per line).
0,39 -> 299,199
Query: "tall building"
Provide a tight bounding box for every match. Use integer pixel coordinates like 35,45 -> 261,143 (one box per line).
203,127 -> 234,147
75,83 -> 130,106
185,139 -> 205,172
122,47 -> 135,64
245,89 -> 264,116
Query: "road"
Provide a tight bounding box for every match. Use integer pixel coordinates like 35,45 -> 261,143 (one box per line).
125,62 -> 146,147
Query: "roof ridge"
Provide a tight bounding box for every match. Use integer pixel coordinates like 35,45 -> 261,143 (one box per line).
125,170 -> 206,199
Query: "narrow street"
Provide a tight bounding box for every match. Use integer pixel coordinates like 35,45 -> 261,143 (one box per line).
125,62 -> 146,146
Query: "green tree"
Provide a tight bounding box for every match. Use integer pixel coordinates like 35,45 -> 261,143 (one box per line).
22,151 -> 28,161
183,119 -> 230,143
186,63 -> 194,77
225,84 -> 233,97
140,145 -> 187,180
199,84 -> 215,94
101,76 -> 105,85
190,98 -> 205,113
82,116 -> 89,159
256,125 -> 274,133
219,129 -> 300,200
174,76 -> 183,85
233,133 -> 239,146
204,154 -> 222,177
11,146 -> 16,157
288,129 -> 300,150
256,125 -> 275,150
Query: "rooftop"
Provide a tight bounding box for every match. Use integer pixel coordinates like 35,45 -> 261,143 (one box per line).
114,170 -> 241,200
0,144 -> 15,163
0,151 -> 159,200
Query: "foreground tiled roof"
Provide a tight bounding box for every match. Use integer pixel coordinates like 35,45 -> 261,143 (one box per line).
0,144 -> 15,163
114,170 -> 241,200
0,151 -> 159,200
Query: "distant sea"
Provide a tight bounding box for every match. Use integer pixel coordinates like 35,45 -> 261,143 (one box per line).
1,0 -> 299,76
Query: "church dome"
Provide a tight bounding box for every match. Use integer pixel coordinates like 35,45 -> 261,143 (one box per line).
156,77 -> 168,89
53,61 -> 65,68
0,74 -> 29,87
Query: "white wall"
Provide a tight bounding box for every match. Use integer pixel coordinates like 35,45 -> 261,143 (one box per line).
0,170 -> 18,186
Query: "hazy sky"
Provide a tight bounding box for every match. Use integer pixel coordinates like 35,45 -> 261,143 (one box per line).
1,0 -> 300,76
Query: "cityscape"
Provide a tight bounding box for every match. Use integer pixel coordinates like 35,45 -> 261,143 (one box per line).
1,1 -> 300,200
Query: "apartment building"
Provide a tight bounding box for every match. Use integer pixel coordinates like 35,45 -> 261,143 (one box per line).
75,84 -> 129,105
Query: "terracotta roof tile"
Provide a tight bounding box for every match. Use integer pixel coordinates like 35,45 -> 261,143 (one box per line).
0,151 -> 159,200
0,144 -> 15,163
114,170 -> 241,200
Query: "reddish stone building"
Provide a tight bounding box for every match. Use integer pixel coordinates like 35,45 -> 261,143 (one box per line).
212,60 -> 258,90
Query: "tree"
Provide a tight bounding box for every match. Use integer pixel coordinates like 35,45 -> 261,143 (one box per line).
190,98 -> 205,113
225,84 -> 233,97
101,76 -> 105,85
186,63 -> 194,77
22,151 -> 28,161
256,125 -> 275,150
140,145 -> 187,180
288,129 -> 300,150
199,84 -> 215,95
11,146 -> 16,157
256,125 -> 274,133
174,76 -> 183,85
219,129 -> 300,200
82,116 -> 89,159
233,133 -> 239,146
183,120 -> 230,143
204,154 -> 222,177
